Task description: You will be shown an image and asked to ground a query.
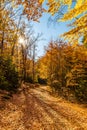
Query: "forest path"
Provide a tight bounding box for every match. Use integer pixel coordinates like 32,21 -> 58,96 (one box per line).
0,85 -> 87,130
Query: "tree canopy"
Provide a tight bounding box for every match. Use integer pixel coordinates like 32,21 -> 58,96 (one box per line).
39,0 -> 87,44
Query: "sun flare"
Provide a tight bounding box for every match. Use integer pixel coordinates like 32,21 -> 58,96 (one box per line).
18,36 -> 25,45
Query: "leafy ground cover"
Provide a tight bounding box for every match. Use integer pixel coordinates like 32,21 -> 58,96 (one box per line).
0,84 -> 87,130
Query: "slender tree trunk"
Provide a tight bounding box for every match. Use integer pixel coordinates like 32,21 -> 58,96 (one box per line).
32,44 -> 35,83
24,55 -> 27,81
0,31 -> 4,54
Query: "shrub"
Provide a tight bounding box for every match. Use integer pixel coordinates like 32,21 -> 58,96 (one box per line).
0,55 -> 19,93
24,76 -> 33,83
51,80 -> 62,92
38,77 -> 47,84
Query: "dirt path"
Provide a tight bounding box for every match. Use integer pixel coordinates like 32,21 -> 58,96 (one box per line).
0,85 -> 87,130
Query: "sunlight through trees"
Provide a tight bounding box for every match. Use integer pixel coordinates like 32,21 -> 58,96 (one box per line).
0,0 -> 87,103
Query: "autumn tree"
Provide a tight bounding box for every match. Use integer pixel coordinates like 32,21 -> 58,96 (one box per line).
39,0 -> 87,45
38,39 -> 87,102
37,40 -> 68,90
0,0 -> 44,92
66,45 -> 87,102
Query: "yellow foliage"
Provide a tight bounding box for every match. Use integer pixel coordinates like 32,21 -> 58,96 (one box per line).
48,0 -> 54,2
61,2 -> 87,21
75,0 -> 85,9
48,1 -> 60,15
62,0 -> 72,6
39,0 -> 44,4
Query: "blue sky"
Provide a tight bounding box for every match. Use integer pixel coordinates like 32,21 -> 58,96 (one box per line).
31,1 -> 76,58
32,12 -> 70,58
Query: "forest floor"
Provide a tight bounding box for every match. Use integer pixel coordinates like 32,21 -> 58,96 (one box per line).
0,84 -> 87,130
